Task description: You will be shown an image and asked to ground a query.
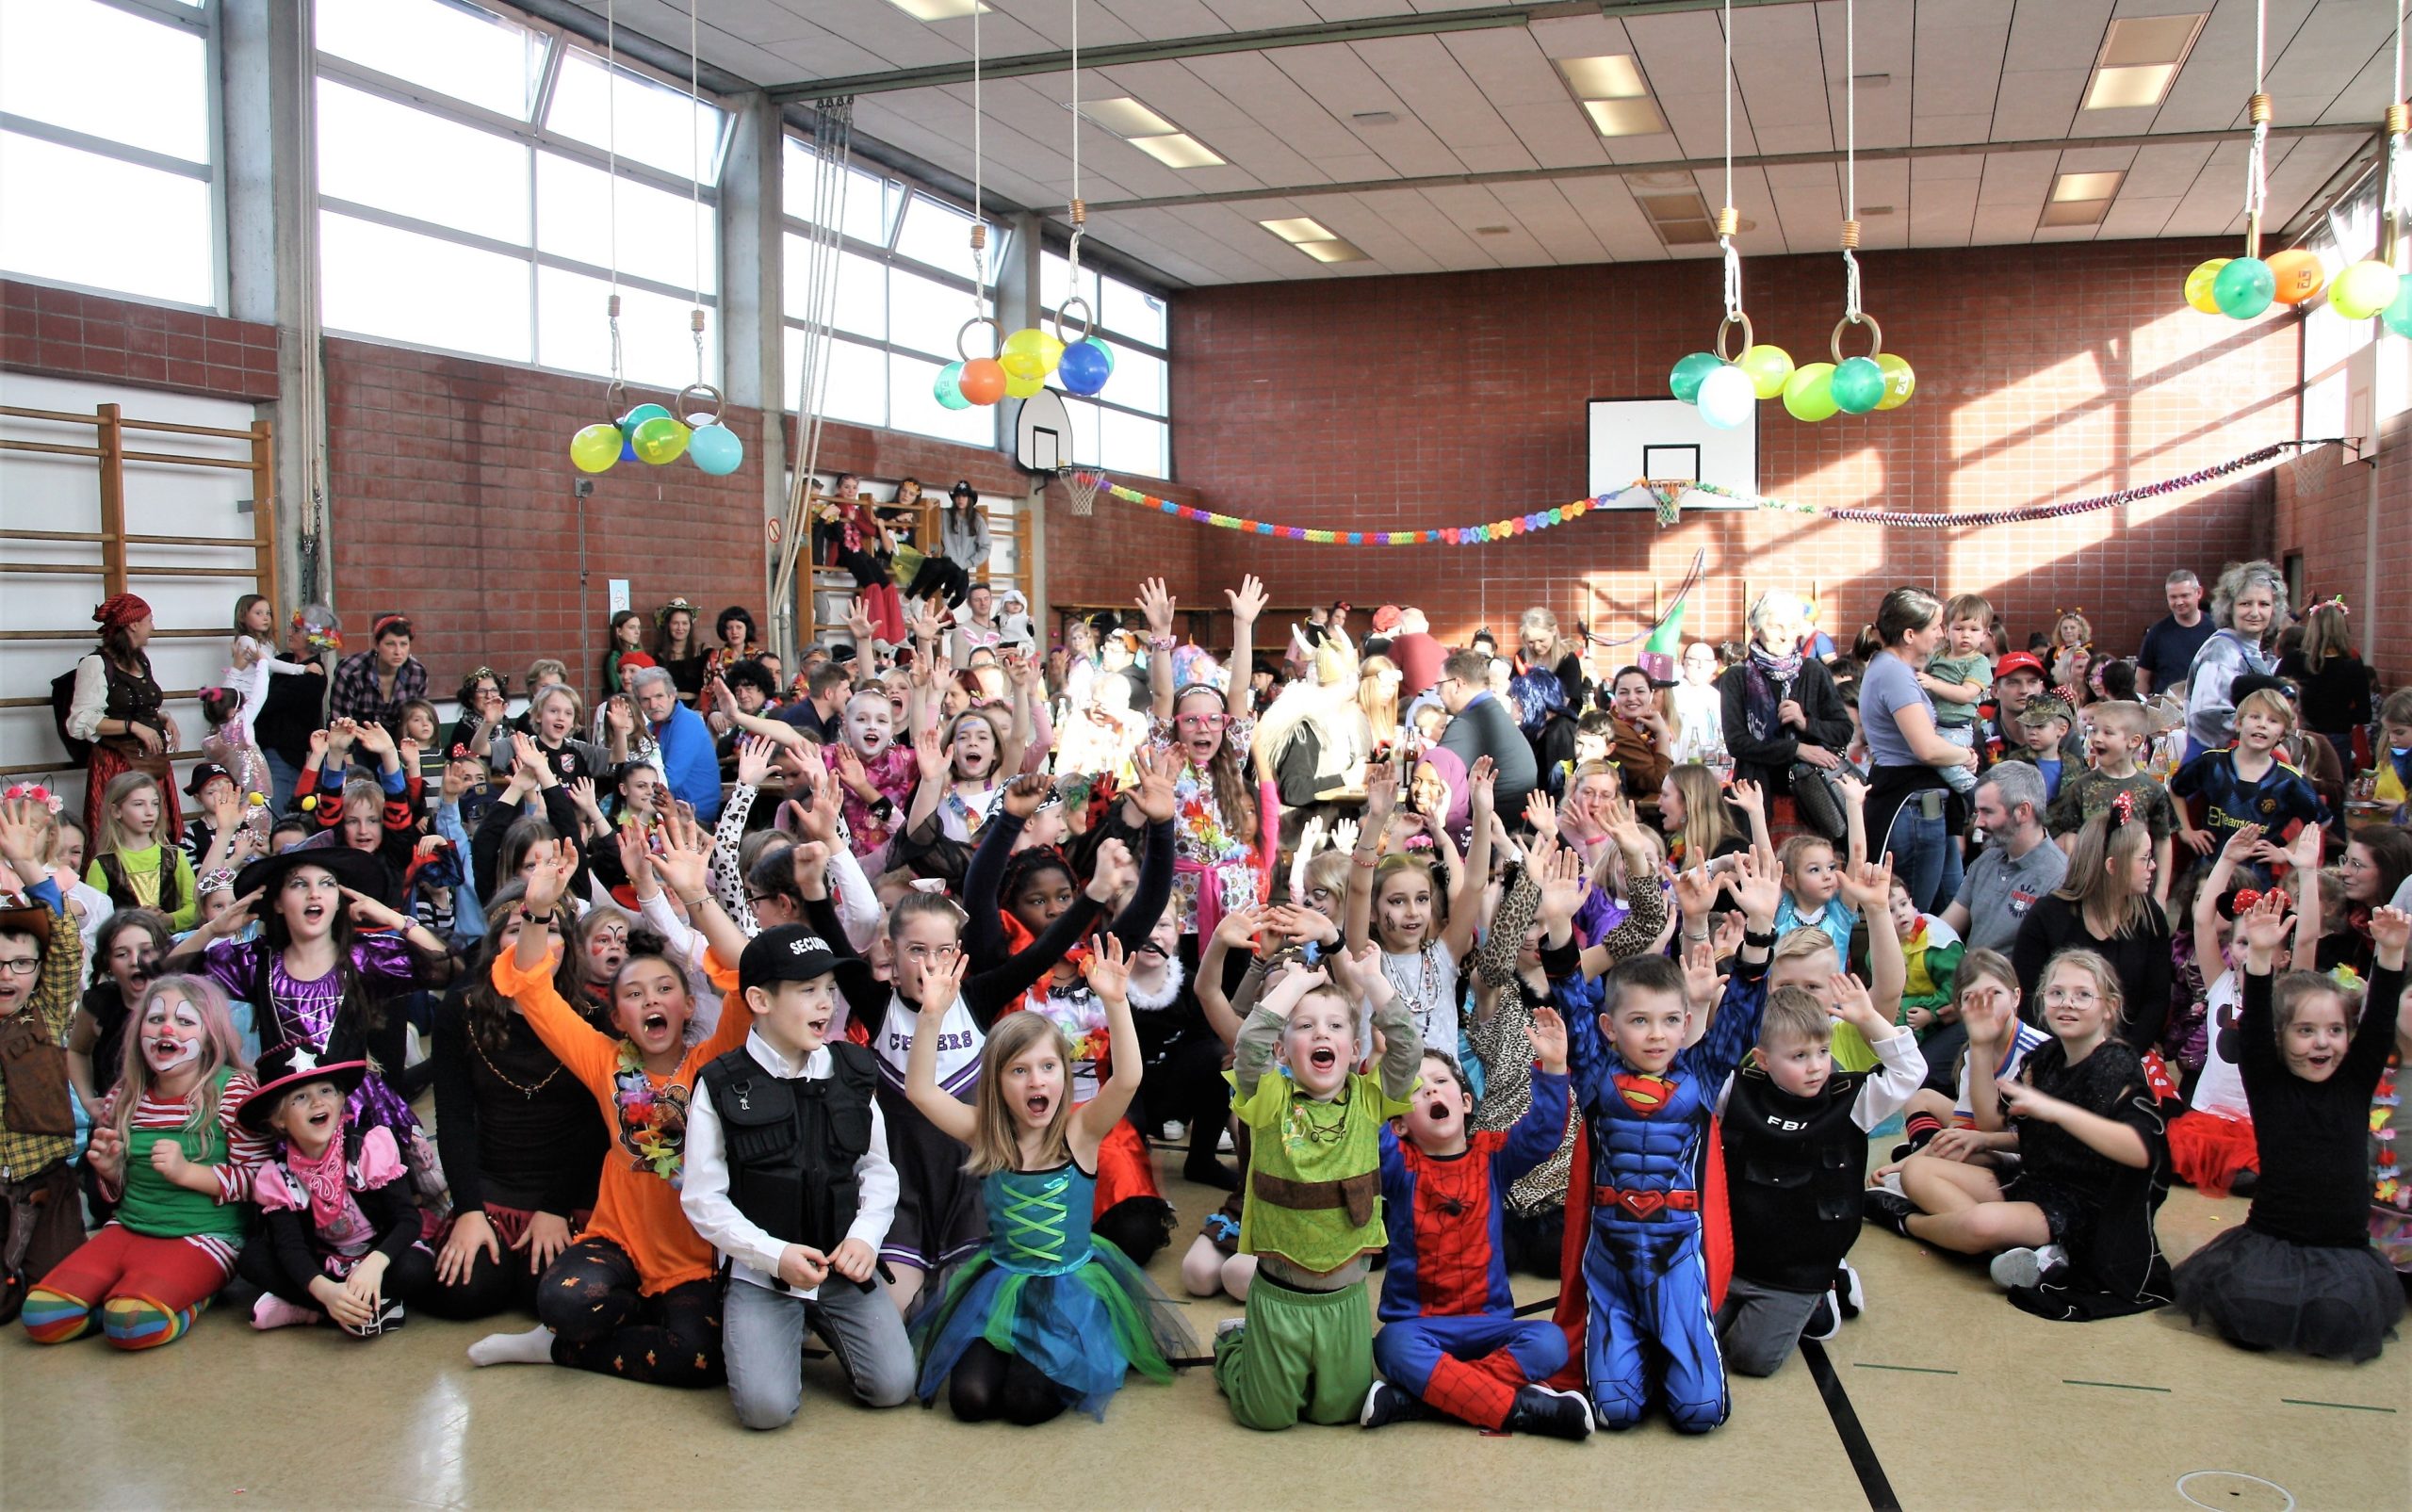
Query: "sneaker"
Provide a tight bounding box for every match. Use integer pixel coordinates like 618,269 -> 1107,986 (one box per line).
1871,1165 -> 1908,1198
2228,1168 -> 2259,1198
1504,1384 -> 1595,1440
1360,1380 -> 1427,1429
1160,1120 -> 1186,1143
341,1297 -> 406,1338
1803,1290 -> 1840,1341
1987,1244 -> 2067,1291
1862,1188 -> 1917,1238
1217,1127 -> 1234,1155
1833,1260 -> 1865,1320
1214,1316 -> 1247,1341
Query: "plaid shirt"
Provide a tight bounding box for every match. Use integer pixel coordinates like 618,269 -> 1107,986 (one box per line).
329,650 -> 427,733
0,886 -> 85,1179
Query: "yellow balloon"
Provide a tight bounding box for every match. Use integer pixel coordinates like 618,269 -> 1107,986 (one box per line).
2184,258 -> 2230,315
630,416 -> 690,465
2328,260 -> 2403,321
1002,367 -> 1046,398
569,424 -> 621,473
999,327 -> 1063,382
1873,352 -> 1915,411
1736,344 -> 1795,400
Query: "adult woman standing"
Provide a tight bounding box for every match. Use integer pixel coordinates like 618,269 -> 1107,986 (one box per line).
907,480 -> 989,609
2275,596 -> 2372,774
1857,588 -> 1981,915
651,598 -> 704,706
1720,591 -> 1853,836
1668,641 -> 1727,766
1358,654 -> 1402,756
66,594 -> 180,844
2184,561 -> 2287,756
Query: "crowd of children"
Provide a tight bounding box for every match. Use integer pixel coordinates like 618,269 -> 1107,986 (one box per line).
2,555 -> 2404,1444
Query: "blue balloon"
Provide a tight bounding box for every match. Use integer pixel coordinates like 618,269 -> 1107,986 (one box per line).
688,422 -> 743,476
619,437 -> 639,463
1058,339 -> 1114,396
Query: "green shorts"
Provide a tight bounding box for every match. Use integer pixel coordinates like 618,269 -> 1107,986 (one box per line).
1213,1274 -> 1373,1430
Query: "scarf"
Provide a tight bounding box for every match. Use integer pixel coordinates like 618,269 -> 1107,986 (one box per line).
286,1123 -> 359,1236
1743,642 -> 1802,743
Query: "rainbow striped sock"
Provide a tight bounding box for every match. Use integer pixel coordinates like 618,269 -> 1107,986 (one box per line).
21,1289 -> 97,1344
101,1293 -> 206,1350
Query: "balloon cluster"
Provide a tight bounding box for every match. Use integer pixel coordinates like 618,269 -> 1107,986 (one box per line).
2187,251 -> 2412,333
1670,341 -> 1914,426
569,400 -> 743,477
935,326 -> 1116,410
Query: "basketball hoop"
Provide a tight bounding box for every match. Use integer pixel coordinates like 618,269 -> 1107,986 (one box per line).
1064,467 -> 1104,517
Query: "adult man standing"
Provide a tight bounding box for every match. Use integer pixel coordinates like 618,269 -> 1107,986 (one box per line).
2135,570 -> 2215,698
1435,647 -> 1537,816
1385,607 -> 1447,701
631,665 -> 723,821
1978,651 -> 2048,761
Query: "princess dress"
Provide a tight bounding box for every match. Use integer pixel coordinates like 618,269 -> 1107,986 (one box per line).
914,1160 -> 1194,1419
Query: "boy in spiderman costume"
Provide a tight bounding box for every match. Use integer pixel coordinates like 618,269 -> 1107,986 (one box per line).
1360,1019 -> 1594,1439
1547,849 -> 1780,1433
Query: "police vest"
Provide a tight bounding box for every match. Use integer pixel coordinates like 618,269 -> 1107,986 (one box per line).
1719,1068 -> 1869,1293
699,1039 -> 876,1259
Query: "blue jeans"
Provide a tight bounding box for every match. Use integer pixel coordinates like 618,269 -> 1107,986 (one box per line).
261,749 -> 301,817
1885,791 -> 1964,917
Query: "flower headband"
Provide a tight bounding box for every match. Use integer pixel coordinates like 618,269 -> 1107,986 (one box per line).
655,597 -> 697,627
3,784 -> 63,816
291,610 -> 342,653
2308,593 -> 2348,617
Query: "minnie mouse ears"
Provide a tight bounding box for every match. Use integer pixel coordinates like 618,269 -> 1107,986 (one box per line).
2214,886 -> 2292,921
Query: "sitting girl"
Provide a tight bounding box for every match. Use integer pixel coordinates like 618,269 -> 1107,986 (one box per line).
88,772 -> 196,934
1866,948 -> 2176,1322
24,976 -> 267,1349
236,1039 -> 436,1336
2173,896 -> 2408,1359
1347,753 -> 1494,1055
465,823 -> 752,1385
906,939 -> 1193,1423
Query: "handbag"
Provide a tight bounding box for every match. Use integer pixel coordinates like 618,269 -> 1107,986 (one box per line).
1787,759 -> 1849,840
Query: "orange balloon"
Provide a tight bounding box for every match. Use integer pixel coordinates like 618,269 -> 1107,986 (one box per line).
957,357 -> 1007,405
2267,249 -> 2325,305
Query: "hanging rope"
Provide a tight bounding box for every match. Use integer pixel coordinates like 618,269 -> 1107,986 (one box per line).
603,0 -> 625,402
2388,0 -> 2408,262
969,0 -> 988,315
686,0 -> 706,385
2243,0 -> 2272,257
1067,0 -> 1085,276
1841,0 -> 1863,317
1718,0 -> 1740,319
769,103 -> 857,629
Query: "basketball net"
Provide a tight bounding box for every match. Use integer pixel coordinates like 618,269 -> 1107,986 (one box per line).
1065,467 -> 1103,516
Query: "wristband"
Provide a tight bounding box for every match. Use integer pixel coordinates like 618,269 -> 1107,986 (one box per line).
1742,926 -> 1778,949
680,893 -> 712,910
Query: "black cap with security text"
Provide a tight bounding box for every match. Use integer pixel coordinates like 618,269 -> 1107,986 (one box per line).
739,924 -> 841,991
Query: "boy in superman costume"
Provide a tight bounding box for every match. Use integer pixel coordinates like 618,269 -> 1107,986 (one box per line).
1543,851 -> 1780,1433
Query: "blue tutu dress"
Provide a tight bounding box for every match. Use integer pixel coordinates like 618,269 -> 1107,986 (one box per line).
914,1160 -> 1195,1419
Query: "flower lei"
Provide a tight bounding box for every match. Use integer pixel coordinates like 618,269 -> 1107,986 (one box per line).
611,1042 -> 688,1188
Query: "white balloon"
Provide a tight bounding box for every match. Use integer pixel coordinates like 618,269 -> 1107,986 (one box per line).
1697,364 -> 1756,430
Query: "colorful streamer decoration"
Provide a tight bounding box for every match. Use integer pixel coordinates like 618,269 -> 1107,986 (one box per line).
1097,439 -> 2335,543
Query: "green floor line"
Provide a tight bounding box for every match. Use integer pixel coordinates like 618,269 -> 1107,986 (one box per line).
2279,1398 -> 2398,1414
1850,1362 -> 1959,1375
2062,1379 -> 2171,1393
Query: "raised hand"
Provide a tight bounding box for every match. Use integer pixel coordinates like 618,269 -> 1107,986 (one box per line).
0,797 -> 53,882
2286,821 -> 2323,872
1227,574 -> 1268,626
1135,577 -> 1176,637
649,815 -> 713,902
1086,837 -> 1137,902
1524,789 -> 1560,843
1468,754 -> 1497,814
1526,1003 -> 1570,1073
1128,743 -> 1177,824
1680,938 -> 1729,1013
1084,935 -> 1132,1000
1672,863 -> 1722,923
1828,971 -> 1882,1031
521,839 -> 573,917
914,948 -> 969,1018
1837,853 -> 1897,914
616,824 -> 654,893
2238,888 -> 2292,958
848,596 -> 876,642
789,840 -> 830,897
2369,904 -> 2411,957
1727,778 -> 1764,815
605,696 -> 636,738
1331,816 -> 1361,854
831,742 -> 873,798
1830,770 -> 1868,807
1731,847 -> 1785,930
1214,903 -> 1267,952
1298,814 -> 1328,859
2219,822 -> 2266,868
1001,771 -> 1051,820
1257,958 -> 1327,1020
1532,840 -> 1589,930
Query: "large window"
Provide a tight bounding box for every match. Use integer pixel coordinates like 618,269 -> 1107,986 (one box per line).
781,138 -> 1008,448
312,0 -> 724,386
0,0 -> 218,307
1042,252 -> 1171,480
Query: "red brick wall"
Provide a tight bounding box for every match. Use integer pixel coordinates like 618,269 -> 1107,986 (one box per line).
2273,412 -> 2411,691
2,278 -> 277,400
1169,239 -> 2298,663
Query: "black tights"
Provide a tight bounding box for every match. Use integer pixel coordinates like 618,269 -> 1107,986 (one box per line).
420,1242 -> 537,1322
947,1339 -> 1066,1424
536,1237 -> 724,1387
905,554 -> 970,607
1094,1198 -> 1173,1269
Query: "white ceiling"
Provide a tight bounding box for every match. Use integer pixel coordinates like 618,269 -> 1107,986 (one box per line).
567,0 -> 2405,285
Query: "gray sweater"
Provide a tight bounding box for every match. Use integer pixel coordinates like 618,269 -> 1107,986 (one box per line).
938,505 -> 991,565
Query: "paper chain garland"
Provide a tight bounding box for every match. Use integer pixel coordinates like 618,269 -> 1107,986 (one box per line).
1093,438 -> 2338,541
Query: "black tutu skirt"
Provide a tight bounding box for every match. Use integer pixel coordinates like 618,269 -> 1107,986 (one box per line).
2174,1225 -> 2404,1363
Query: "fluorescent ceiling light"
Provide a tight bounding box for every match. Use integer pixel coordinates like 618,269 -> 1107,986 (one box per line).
2081,13 -> 2202,110
1131,132 -> 1224,168
2039,199 -> 2110,226
1584,97 -> 1667,137
2051,171 -> 2126,202
1075,96 -> 1180,138
1260,217 -> 1336,244
1556,55 -> 1650,100
1299,238 -> 1369,263
885,0 -> 987,19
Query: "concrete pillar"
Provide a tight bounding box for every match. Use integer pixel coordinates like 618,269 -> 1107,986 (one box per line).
718,91 -> 788,651
220,0 -> 327,611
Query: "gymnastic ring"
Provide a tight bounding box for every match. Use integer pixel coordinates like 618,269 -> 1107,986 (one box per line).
675,382 -> 723,428
1715,312 -> 1754,362
1830,313 -> 1883,365
1051,296 -> 1095,347
603,378 -> 629,427
957,317 -> 1004,362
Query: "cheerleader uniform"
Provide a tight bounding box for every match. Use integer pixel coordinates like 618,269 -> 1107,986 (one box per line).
2174,960 -> 2406,1360
914,1158 -> 1193,1420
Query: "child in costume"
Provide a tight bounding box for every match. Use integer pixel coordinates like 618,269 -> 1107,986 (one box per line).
24,974 -> 267,1349
2172,688 -> 2322,864
1215,949 -> 1423,1431
1549,846 -> 1780,1434
236,1039 -> 435,1336
1717,976 -> 1924,1376
1347,752 -> 1494,1056
2173,895 -> 2408,1359
465,824 -> 753,1386
214,593 -> 313,826
1886,877 -> 1963,1037
906,937 -> 1192,1423
1360,1027 -> 1595,1439
0,796 -> 89,1325
2164,827 -> 2288,1196
682,924 -> 917,1430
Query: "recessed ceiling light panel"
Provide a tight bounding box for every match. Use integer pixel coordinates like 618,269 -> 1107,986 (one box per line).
1584,97 -> 1667,137
1074,96 -> 1180,138
2080,13 -> 2203,110
1260,217 -> 1336,244
886,0 -> 987,18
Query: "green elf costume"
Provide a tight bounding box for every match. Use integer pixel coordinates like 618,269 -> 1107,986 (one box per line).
1214,980 -> 1421,1430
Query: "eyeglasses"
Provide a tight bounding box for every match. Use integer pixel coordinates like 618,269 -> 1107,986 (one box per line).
0,957 -> 38,978
1176,712 -> 1227,730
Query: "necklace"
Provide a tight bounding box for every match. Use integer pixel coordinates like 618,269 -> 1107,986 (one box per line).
1286,1087 -> 1352,1146
473,1033 -> 560,1098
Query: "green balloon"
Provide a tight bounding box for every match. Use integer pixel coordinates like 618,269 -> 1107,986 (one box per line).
1782,362 -> 1838,422
1670,351 -> 1722,405
2211,257 -> 2274,319
2386,271 -> 2412,339
1830,356 -> 1885,415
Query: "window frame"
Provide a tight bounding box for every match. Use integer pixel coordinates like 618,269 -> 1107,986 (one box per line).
1040,248 -> 1173,480
0,0 -> 225,312
309,0 -> 731,386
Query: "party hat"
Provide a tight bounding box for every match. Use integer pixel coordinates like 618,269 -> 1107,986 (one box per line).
1638,596 -> 1688,684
